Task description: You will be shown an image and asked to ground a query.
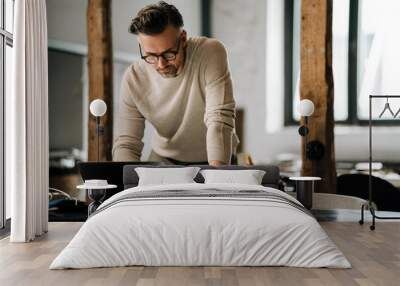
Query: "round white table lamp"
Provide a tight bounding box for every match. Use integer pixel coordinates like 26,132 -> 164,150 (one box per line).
298,99 -> 315,117
90,99 -> 107,117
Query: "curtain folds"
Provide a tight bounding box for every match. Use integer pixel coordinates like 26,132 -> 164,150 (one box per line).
9,0 -> 48,242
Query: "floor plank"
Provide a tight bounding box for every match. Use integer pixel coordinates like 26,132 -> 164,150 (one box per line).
0,221 -> 399,286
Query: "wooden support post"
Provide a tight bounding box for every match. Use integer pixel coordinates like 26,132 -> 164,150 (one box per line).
87,0 -> 113,161
300,0 -> 336,193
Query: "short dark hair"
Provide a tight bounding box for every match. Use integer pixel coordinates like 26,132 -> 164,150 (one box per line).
129,1 -> 184,35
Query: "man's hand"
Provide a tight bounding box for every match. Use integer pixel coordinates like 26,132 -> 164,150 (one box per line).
209,160 -> 225,167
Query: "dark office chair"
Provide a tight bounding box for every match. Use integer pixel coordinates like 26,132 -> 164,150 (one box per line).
337,173 -> 400,211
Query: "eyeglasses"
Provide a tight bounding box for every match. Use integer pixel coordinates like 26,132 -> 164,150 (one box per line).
139,37 -> 181,64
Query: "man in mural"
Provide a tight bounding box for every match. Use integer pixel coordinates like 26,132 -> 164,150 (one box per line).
112,1 -> 238,166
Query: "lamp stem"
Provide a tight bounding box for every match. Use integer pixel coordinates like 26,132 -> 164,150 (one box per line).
304,116 -> 308,161
96,116 -> 100,162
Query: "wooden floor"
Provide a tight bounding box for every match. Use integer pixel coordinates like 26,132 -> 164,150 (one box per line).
1,221 -> 400,286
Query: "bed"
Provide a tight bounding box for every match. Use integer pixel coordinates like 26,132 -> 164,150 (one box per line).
50,165 -> 350,269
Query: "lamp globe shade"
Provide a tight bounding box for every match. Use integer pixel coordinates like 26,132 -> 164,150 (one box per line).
298,99 -> 315,117
90,99 -> 107,117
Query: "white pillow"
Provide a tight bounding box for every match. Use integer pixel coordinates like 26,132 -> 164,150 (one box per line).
200,169 -> 266,185
135,167 -> 201,186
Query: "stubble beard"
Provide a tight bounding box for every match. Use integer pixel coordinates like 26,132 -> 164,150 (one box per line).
157,65 -> 178,78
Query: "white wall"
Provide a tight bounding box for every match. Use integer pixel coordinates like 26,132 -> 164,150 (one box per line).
212,0 -> 278,163
212,0 -> 300,163
46,0 -> 87,47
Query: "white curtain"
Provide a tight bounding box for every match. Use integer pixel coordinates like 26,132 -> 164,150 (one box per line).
9,0 -> 49,242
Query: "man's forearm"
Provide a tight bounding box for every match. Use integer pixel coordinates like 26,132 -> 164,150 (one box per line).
206,123 -> 234,164
112,136 -> 143,162
112,146 -> 141,162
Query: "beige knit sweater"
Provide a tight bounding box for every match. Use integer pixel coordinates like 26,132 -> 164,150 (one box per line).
112,36 -> 238,163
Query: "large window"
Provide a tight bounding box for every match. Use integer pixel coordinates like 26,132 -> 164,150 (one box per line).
357,0 -> 400,120
1,0 -> 14,229
286,0 -> 400,125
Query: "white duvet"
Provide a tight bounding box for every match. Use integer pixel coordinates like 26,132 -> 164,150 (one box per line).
50,183 -> 351,269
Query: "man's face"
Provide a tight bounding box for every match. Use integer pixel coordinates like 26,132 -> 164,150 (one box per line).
138,25 -> 186,78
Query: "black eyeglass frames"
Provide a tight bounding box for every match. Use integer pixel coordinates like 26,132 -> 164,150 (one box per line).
139,37 -> 181,64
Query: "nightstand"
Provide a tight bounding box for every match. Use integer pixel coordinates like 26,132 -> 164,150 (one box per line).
77,183 -> 117,216
289,177 -> 322,210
